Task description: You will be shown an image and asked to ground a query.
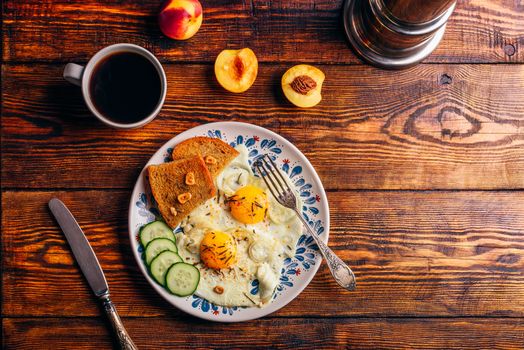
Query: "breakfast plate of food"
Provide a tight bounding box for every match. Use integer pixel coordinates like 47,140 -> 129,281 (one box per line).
128,121 -> 329,322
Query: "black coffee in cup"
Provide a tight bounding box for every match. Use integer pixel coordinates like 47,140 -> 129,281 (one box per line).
89,52 -> 162,124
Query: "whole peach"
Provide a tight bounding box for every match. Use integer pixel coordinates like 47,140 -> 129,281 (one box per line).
159,0 -> 203,40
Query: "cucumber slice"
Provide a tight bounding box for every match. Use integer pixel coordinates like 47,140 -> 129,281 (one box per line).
145,238 -> 177,265
139,221 -> 175,248
150,251 -> 183,286
165,263 -> 200,297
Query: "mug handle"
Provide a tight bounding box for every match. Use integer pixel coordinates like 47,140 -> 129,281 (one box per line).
63,63 -> 85,86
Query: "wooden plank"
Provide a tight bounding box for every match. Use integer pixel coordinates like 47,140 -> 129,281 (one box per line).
2,63 -> 524,190
3,317 -> 524,349
3,190 -> 524,318
2,0 -> 523,63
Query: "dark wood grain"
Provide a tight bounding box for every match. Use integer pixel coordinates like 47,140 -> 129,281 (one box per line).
2,63 -> 524,190
3,190 -> 524,318
2,0 -> 524,348
4,317 -> 524,349
2,0 -> 523,64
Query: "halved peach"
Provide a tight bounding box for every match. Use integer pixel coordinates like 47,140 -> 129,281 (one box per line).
214,48 -> 258,93
281,64 -> 325,108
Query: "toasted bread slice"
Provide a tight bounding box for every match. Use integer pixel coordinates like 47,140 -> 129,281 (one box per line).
171,137 -> 239,177
148,155 -> 216,229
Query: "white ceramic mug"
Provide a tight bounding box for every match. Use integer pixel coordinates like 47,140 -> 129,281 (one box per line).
63,43 -> 167,129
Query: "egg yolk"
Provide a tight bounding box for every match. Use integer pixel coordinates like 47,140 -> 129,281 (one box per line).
200,230 -> 237,269
228,185 -> 269,224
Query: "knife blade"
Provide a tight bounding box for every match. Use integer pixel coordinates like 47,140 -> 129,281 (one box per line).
48,198 -> 138,350
48,197 -> 109,297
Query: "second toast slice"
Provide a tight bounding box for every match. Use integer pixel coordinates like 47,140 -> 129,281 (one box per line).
171,137 -> 239,177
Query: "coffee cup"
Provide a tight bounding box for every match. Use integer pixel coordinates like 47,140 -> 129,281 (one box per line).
63,43 -> 167,129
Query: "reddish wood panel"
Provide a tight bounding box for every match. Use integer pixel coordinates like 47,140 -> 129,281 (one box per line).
3,317 -> 524,349
2,0 -> 524,348
2,0 -> 523,63
2,64 -> 524,190
3,190 -> 524,318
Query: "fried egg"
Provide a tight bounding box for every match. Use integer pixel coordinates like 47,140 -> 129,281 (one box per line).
176,145 -> 303,307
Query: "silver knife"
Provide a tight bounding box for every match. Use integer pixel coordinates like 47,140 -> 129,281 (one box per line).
49,198 -> 138,350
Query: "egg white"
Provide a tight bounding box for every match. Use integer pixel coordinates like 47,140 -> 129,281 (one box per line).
176,145 -> 303,307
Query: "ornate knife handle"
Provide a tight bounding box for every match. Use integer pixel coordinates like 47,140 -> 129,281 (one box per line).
296,210 -> 356,291
100,294 -> 139,350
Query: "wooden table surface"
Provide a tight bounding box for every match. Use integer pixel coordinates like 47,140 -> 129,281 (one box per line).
2,0 -> 524,349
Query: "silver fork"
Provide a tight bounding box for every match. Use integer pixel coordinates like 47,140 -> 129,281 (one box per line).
255,155 -> 356,291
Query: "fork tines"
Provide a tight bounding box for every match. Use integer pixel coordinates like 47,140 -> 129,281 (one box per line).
254,155 -> 294,207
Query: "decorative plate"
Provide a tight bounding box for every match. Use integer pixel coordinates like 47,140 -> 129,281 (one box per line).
128,122 -> 329,322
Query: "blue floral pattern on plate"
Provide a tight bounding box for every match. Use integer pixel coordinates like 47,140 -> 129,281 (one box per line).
130,123 -> 328,321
